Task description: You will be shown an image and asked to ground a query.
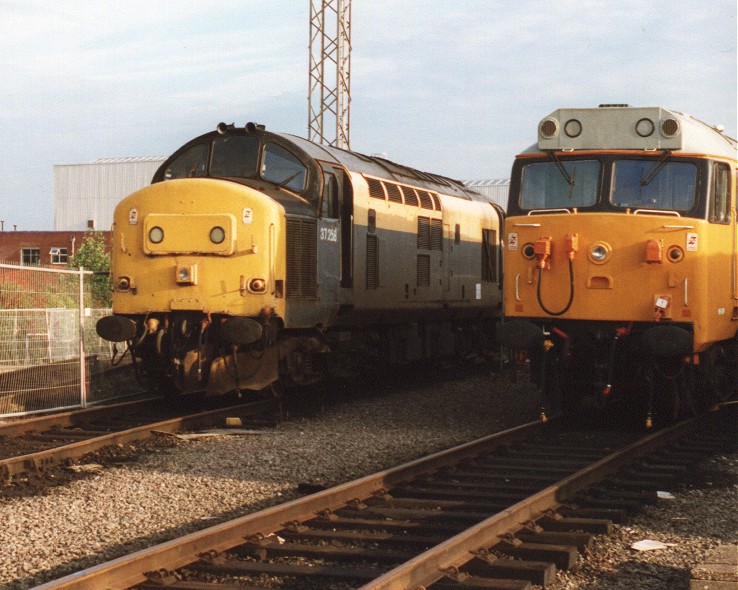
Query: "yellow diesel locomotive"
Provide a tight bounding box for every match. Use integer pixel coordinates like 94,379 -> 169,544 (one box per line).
96,123 -> 504,396
498,105 -> 737,426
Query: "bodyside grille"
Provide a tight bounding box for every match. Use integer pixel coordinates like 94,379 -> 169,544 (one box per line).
417,254 -> 430,286
366,234 -> 378,289
286,218 -> 317,298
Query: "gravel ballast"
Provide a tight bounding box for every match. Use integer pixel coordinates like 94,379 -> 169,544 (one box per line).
0,371 -> 735,590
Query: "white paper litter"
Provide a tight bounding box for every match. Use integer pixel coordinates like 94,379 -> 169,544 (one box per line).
657,491 -> 676,499
631,540 -> 677,551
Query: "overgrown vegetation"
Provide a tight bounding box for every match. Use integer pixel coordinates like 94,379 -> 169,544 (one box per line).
68,231 -> 112,307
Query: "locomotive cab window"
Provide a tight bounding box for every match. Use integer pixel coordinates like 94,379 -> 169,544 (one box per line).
610,159 -> 697,211
520,159 -> 599,209
262,143 -> 307,193
321,171 -> 339,218
210,135 -> 259,178
164,143 -> 209,179
709,162 -> 731,224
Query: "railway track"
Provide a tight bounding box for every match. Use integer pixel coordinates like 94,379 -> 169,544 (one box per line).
0,395 -> 279,481
32,404 -> 735,590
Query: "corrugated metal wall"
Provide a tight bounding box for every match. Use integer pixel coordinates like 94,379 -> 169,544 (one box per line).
53,157 -> 165,231
462,179 -> 510,211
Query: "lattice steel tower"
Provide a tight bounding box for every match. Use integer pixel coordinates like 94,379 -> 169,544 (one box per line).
308,0 -> 351,149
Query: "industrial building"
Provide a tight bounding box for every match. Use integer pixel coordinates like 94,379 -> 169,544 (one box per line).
53,156 -> 166,231
462,178 -> 510,210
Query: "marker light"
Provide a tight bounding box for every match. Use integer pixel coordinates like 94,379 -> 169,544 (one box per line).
636,118 -> 655,137
564,119 -> 582,138
667,245 -> 684,262
149,226 -> 164,244
210,226 -> 226,244
116,276 -> 131,291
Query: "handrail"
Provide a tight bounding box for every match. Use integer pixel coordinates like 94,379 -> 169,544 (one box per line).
632,208 -> 681,217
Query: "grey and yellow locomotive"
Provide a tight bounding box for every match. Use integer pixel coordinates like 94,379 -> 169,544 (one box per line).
96,122 -> 505,395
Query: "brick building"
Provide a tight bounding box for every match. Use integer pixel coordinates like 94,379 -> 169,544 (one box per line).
0,231 -> 111,267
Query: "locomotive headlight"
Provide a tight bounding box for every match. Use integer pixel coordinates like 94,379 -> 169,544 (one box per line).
149,226 -> 164,244
589,242 -> 611,264
248,278 -> 267,293
636,118 -> 655,137
209,226 -> 226,244
175,264 -> 197,285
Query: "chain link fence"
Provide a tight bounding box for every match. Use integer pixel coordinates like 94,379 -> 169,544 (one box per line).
0,262 -> 138,417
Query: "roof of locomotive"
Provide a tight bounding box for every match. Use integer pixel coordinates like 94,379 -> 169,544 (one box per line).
277,133 -> 483,201
152,125 -> 488,205
518,106 -> 737,160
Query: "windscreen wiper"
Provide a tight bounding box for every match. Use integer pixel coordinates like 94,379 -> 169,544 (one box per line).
548,152 -> 573,187
640,151 -> 671,186
275,171 -> 302,189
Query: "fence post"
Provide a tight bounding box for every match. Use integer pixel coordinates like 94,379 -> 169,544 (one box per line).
79,267 -> 87,408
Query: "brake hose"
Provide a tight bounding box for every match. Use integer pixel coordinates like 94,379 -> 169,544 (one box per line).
537,258 -> 575,316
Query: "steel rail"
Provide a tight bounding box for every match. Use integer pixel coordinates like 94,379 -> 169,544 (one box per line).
0,398 -> 276,479
32,419 -> 545,590
0,396 -> 163,438
361,413 -> 707,589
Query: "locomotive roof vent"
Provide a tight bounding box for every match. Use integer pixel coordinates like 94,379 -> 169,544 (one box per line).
598,103 -> 631,108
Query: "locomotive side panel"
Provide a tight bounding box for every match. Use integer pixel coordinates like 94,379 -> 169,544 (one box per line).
349,174 -> 502,317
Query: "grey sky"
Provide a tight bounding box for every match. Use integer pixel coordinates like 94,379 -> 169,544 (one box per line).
0,0 -> 735,230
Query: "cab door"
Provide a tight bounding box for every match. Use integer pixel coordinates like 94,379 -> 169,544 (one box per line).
705,161 -> 736,340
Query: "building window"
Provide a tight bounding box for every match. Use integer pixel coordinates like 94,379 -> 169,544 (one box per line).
50,247 -> 68,264
21,248 -> 40,266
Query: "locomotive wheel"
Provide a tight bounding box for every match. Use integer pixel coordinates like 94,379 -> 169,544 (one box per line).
699,340 -> 738,407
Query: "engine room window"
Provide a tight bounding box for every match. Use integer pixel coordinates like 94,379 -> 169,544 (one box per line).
210,135 -> 259,178
520,159 -> 599,209
610,159 -> 696,211
262,143 -> 307,192
163,143 -> 209,179
709,162 -> 730,223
